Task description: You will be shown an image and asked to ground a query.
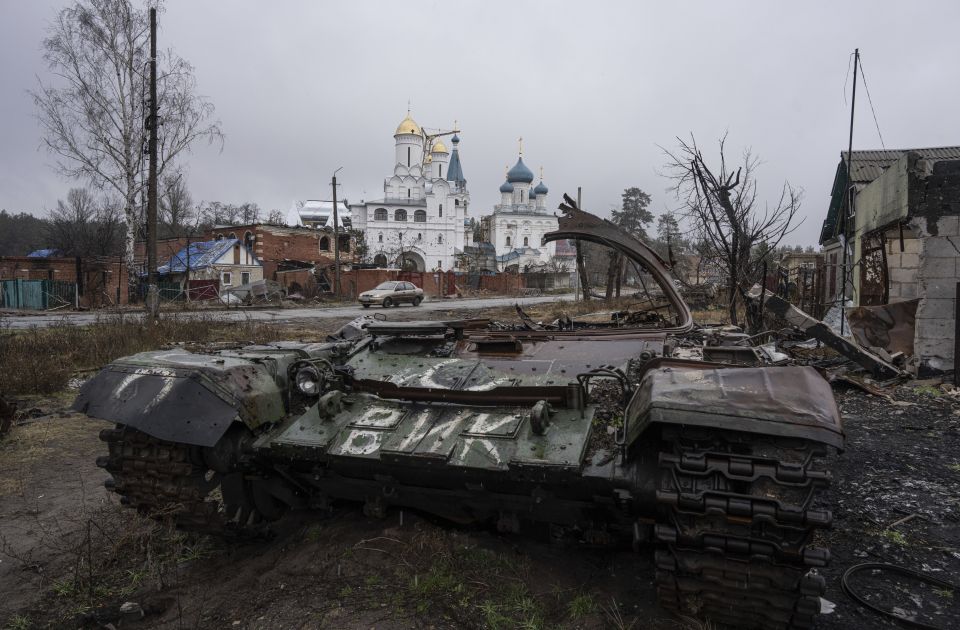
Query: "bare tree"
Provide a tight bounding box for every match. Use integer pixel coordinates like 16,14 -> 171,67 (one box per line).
663,134 -> 802,324
46,187 -> 124,257
265,209 -> 286,226
159,169 -> 193,236
32,0 -> 223,278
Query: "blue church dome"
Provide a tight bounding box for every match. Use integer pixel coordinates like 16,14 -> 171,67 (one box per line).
451,133 -> 460,143
529,189 -> 538,199
499,180 -> 514,193
507,157 -> 534,183
534,180 -> 548,195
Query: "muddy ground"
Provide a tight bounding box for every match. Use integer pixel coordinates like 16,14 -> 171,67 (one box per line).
1,309 -> 959,629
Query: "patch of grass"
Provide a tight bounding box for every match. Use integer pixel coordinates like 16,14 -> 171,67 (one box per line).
304,523 -> 324,543
948,463 -> 960,473
4,614 -> 31,630
881,529 -> 907,546
933,587 -> 954,599
0,314 -> 291,395
914,385 -> 941,397
567,593 -> 598,619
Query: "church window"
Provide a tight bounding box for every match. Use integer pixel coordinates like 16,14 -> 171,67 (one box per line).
506,236 -> 511,246
374,208 -> 387,221
414,210 -> 426,222
439,204 -> 443,217
407,147 -> 410,166
439,164 -> 443,178
395,209 -> 407,221
455,199 -> 460,206
319,236 -> 330,251
520,191 -> 524,203
407,189 -> 411,199
438,234 -> 443,244
417,233 -> 422,240
378,234 -> 383,243
524,236 -> 529,247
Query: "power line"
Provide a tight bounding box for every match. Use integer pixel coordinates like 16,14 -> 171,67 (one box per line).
857,56 -> 886,149
842,51 -> 854,106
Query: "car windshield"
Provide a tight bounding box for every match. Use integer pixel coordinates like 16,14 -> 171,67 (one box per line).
374,282 -> 399,290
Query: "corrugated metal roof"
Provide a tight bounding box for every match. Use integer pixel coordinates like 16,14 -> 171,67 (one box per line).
820,146 -> 960,244
158,238 -> 257,275
840,146 -> 960,184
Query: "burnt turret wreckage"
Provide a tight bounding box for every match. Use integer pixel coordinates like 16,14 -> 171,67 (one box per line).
74,196 -> 844,629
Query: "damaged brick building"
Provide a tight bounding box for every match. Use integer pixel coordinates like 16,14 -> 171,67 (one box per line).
819,146 -> 960,374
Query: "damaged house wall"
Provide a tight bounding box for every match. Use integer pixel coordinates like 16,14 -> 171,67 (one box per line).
851,150 -> 960,373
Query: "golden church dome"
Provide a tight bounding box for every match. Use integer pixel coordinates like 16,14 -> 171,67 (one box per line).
431,139 -> 448,154
395,114 -> 422,136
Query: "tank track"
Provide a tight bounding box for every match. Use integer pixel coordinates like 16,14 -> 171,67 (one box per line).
96,426 -> 265,536
654,425 -> 832,629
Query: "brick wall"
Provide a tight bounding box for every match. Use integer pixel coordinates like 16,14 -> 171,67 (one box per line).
206,224 -> 350,280
0,256 -> 129,307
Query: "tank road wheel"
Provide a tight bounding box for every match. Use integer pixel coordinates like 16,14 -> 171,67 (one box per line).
96,425 -> 288,536
654,426 -> 833,630
382,297 -> 393,308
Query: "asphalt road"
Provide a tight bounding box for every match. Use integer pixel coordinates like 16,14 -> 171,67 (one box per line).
0,293 -> 575,329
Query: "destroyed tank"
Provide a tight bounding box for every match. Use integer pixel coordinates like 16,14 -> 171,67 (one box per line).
74,198 -> 844,630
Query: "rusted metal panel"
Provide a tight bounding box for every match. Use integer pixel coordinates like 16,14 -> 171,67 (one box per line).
846,299 -> 918,358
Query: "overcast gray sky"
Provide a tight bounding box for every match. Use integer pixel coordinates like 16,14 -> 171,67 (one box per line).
2,0 -> 959,245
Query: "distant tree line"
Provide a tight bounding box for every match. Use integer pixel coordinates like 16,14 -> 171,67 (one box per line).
0,180 -> 284,258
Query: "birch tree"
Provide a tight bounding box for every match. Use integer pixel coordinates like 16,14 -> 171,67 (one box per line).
32,0 -> 222,277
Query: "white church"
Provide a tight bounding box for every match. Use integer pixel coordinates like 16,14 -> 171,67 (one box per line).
349,113 -> 471,271
488,147 -> 558,271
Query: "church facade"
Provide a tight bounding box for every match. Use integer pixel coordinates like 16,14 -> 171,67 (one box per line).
488,151 -> 558,271
349,113 -> 470,271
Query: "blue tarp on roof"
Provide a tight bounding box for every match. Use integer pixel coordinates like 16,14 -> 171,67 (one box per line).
496,247 -> 541,263
157,238 -> 245,275
27,249 -> 61,258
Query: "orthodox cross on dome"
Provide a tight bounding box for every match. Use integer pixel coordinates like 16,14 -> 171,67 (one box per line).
407,99 -> 411,114
518,136 -> 523,156
454,119 -> 458,131
539,166 -> 544,179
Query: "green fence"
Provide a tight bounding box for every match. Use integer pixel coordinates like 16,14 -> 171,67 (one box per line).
0,279 -> 77,310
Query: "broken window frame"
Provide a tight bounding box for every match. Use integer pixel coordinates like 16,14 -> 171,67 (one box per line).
858,228 -> 889,306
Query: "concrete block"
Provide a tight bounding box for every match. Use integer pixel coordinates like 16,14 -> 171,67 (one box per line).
914,319 -> 956,358
922,236 -> 960,258
922,257 -> 959,278
900,252 -> 920,269
934,215 -> 960,237
886,253 -> 902,268
889,267 -> 917,284
919,278 -> 957,298
899,283 -> 919,299
917,297 -> 957,319
903,237 -> 923,254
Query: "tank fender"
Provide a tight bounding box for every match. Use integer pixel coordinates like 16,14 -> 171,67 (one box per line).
73,363 -> 283,447
624,366 -> 844,450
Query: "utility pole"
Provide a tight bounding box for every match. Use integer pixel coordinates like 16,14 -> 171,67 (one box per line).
573,186 -> 587,302
145,7 -> 160,320
839,48 -> 858,336
331,167 -> 343,299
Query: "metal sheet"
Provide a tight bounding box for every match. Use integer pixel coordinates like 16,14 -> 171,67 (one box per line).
72,367 -> 239,447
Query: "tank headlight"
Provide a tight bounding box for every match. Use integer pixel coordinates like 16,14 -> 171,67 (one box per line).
295,365 -> 322,396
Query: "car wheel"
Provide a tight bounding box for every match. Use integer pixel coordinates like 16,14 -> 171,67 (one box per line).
362,304 -> 370,308
413,296 -> 422,306
382,297 -> 393,308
